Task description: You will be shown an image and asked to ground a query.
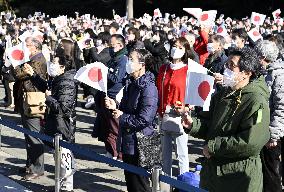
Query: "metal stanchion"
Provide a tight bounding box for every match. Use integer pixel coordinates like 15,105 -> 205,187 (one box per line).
54,134 -> 62,192
152,165 -> 162,192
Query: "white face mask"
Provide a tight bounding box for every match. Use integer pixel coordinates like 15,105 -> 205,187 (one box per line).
140,31 -> 146,37
152,35 -> 160,42
170,47 -> 185,59
127,34 -> 135,41
231,41 -> 237,48
168,34 -> 173,40
49,63 -> 61,77
223,68 -> 238,88
126,60 -> 142,74
207,43 -> 215,54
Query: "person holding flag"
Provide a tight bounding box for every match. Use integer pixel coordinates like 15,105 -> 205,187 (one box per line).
181,48 -> 270,192
156,37 -> 196,179
94,34 -> 128,160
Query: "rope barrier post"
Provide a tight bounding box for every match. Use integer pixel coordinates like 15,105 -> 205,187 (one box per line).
54,134 -> 62,192
151,165 -> 162,192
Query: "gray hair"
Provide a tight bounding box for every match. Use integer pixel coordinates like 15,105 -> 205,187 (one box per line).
255,40 -> 279,62
26,37 -> 42,51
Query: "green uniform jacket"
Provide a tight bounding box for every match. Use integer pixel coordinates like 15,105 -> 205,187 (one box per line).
190,76 -> 270,192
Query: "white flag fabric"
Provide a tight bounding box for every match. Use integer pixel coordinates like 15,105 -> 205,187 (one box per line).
18,31 -> 32,42
54,16 -> 67,29
203,88 -> 215,111
199,10 -> 217,27
185,72 -> 215,107
32,30 -> 44,40
188,59 -> 208,74
183,8 -> 202,19
248,28 -> 263,42
6,43 -> 30,67
272,9 -> 281,20
116,87 -> 124,103
250,12 -> 266,26
74,62 -> 108,93
275,18 -> 284,26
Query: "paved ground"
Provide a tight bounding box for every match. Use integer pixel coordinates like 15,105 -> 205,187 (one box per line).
0,83 -> 204,192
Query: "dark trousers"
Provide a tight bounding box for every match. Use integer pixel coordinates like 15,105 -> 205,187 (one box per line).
3,80 -> 12,105
21,115 -> 44,174
2,79 -> 8,102
261,145 -> 282,192
123,154 -> 151,192
96,94 -> 121,159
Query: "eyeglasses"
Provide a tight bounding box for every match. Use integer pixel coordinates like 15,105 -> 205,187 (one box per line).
225,60 -> 239,69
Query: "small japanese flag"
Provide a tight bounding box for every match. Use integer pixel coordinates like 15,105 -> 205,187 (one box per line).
216,23 -> 228,37
248,28 -> 263,42
74,62 -> 108,93
250,12 -> 266,26
199,10 -> 217,27
184,72 -> 215,107
272,9 -> 281,20
18,31 -> 32,42
183,8 -> 202,19
6,42 -> 30,67
154,8 -> 162,18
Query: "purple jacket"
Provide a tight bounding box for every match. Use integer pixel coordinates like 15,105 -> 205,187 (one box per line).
119,71 -> 158,155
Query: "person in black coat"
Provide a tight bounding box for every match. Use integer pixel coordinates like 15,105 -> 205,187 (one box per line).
23,45 -> 77,192
204,34 -> 228,74
144,30 -> 168,77
89,31 -> 112,65
126,27 -> 144,53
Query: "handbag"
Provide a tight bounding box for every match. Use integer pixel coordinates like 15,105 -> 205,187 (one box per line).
161,105 -> 184,134
136,130 -> 162,170
23,92 -> 46,117
160,64 -> 184,134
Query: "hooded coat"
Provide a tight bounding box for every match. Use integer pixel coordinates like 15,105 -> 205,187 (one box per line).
189,76 -> 270,192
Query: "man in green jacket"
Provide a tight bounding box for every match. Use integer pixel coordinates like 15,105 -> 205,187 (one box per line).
182,47 -> 270,192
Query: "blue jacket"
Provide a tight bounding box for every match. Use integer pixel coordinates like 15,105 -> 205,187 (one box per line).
107,48 -> 128,99
119,71 -> 158,155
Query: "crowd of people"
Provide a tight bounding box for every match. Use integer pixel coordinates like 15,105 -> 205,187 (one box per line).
0,9 -> 284,192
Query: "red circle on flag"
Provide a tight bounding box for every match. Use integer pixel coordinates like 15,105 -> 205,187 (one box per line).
201,14 -> 209,21
253,31 -> 260,36
254,16 -> 260,22
217,27 -> 223,33
88,67 -> 102,82
11,49 -> 24,61
198,81 -> 210,101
